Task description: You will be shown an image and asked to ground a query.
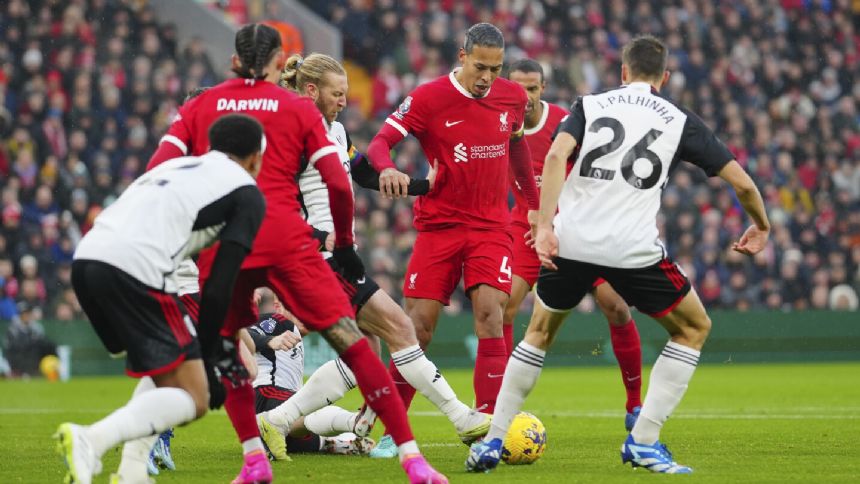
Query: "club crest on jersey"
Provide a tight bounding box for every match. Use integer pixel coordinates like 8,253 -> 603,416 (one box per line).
395,96 -> 412,119
408,272 -> 418,289
260,317 -> 277,334
499,112 -> 509,131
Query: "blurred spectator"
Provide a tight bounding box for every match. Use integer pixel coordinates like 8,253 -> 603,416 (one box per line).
2,300 -> 56,377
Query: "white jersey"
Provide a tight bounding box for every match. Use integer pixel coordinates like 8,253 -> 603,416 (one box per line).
249,313 -> 304,392
74,151 -> 259,291
555,82 -> 733,268
297,120 -> 353,255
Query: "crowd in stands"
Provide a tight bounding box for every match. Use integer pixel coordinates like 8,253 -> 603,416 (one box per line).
0,0 -> 858,325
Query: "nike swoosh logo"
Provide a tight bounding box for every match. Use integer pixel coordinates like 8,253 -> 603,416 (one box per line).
487,373 -> 504,379
445,120 -> 464,127
626,376 -> 641,382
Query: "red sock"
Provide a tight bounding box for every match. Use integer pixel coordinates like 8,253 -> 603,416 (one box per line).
502,324 -> 514,358
474,337 -> 507,413
388,358 -> 418,410
609,319 -> 642,413
340,338 -> 414,446
223,379 -> 259,443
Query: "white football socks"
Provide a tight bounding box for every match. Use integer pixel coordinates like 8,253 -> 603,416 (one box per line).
265,358 -> 355,433
304,406 -> 356,437
86,386 -> 196,457
486,341 -> 545,441
397,440 -> 420,461
391,345 -> 470,428
631,341 -> 700,445
116,377 -> 159,479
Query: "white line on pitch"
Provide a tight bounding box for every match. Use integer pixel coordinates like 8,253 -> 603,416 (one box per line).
409,410 -> 860,420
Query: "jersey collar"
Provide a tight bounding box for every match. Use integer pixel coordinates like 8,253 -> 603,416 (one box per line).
626,81 -> 659,94
449,69 -> 491,99
524,100 -> 549,136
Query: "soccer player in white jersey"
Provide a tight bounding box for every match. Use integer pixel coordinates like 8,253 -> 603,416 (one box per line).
255,53 -> 490,461
467,35 -> 770,474
55,114 -> 266,484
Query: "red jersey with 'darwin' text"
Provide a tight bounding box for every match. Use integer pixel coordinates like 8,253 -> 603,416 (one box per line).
159,78 -> 339,270
510,100 -> 569,225
385,72 -> 528,231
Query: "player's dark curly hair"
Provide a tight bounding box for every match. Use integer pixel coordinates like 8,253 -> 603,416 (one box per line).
233,23 -> 282,80
463,23 -> 504,53
209,114 -> 263,158
509,59 -> 544,83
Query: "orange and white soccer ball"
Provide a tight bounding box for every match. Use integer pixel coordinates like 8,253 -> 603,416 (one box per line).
501,412 -> 547,465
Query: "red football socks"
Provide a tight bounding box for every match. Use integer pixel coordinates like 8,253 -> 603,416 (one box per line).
340,338 -> 414,445
609,319 -> 643,413
388,358 -> 418,410
474,337 -> 507,412
224,378 -> 259,443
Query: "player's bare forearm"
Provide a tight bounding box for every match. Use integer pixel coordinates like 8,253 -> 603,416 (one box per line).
719,161 -> 770,231
539,132 -> 577,228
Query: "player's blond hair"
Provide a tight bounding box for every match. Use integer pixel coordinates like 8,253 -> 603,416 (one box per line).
280,53 -> 346,93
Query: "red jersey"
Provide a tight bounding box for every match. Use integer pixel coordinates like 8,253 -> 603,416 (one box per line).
384,72 -> 528,231
159,78 -> 339,269
510,100 -> 569,224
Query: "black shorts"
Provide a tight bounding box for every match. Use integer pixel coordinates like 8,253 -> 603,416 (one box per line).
326,258 -> 380,313
535,257 -> 691,317
180,292 -> 201,325
72,260 -> 201,377
255,385 -> 296,413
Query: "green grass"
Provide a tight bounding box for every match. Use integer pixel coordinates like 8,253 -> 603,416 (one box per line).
1,363 -> 858,483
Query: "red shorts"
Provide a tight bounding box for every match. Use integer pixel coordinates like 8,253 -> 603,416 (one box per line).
200,231 -> 355,337
403,227 -> 513,305
508,220 -> 606,289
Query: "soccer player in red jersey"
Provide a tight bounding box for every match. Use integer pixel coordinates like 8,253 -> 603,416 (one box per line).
367,23 -> 540,414
149,24 -> 446,484
504,59 -> 643,428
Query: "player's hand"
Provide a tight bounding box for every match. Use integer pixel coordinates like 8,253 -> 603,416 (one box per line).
732,225 -> 770,256
526,210 -> 539,248
333,246 -> 366,283
379,167 -> 410,199
267,331 -> 301,351
535,225 -> 559,271
207,337 -> 251,390
324,232 -> 335,251
427,158 -> 439,192
204,363 -> 226,410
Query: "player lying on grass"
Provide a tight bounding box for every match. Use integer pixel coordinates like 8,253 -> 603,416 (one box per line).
244,288 -> 375,456
56,114 -> 266,484
467,35 -> 770,475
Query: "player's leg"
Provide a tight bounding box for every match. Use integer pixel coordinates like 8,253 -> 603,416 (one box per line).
266,252 -> 447,483
59,261 -> 206,484
594,281 -> 643,427
502,275 -> 531,356
359,288 -> 489,443
466,259 -> 594,472
608,259 -> 705,473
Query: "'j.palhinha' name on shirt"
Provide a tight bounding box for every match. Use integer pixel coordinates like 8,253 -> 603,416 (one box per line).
216,98 -> 279,112
595,95 -> 674,124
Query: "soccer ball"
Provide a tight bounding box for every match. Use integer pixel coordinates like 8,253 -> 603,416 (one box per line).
501,412 -> 547,465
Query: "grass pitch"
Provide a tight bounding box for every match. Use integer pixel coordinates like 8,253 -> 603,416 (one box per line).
1,363 -> 858,483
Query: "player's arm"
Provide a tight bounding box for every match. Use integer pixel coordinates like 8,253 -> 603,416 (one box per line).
367,124 -> 410,198
195,186 -> 266,359
680,110 -> 770,256
351,152 -> 431,195
509,133 -> 539,217
237,331 -> 257,380
147,96 -> 200,170
718,161 -> 770,255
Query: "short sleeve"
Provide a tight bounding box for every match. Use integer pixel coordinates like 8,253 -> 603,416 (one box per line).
218,186 -> 266,251
678,110 -> 734,177
385,86 -> 430,137
556,97 -> 585,145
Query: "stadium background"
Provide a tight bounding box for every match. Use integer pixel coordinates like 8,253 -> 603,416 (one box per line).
0,0 -> 858,376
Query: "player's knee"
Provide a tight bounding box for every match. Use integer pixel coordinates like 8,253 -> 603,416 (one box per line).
603,301 -> 631,326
